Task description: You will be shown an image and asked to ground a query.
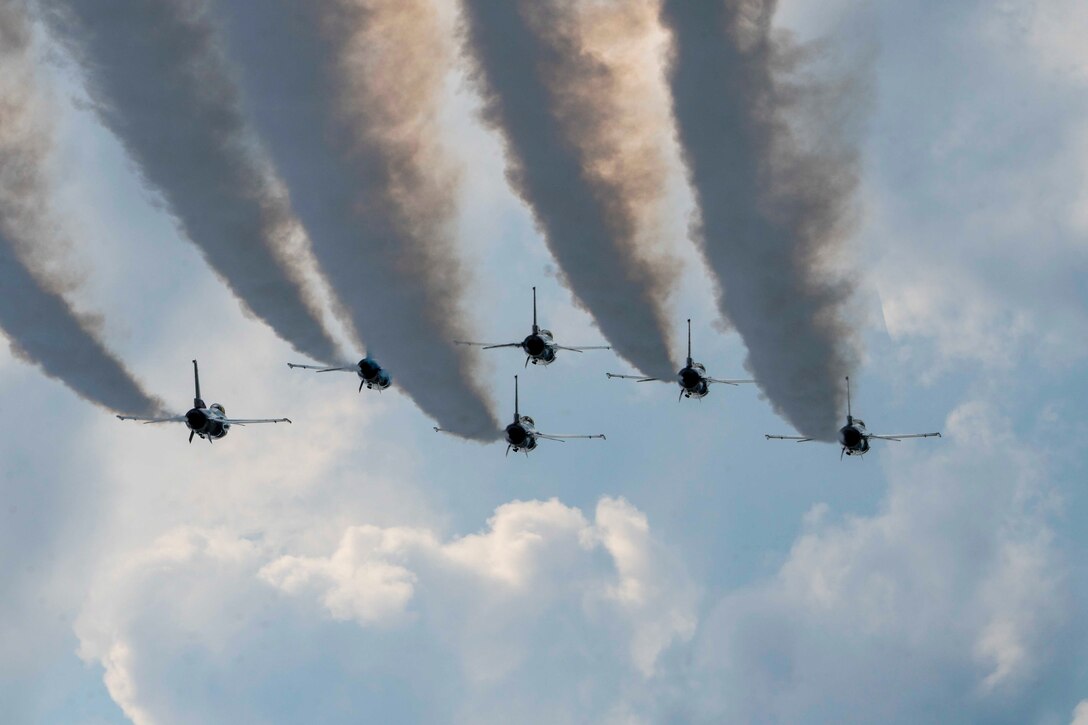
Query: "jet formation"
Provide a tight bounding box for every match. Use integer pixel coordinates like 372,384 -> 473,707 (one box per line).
116,290 -> 942,458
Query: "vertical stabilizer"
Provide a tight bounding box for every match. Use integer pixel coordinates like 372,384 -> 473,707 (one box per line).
513,374 -> 520,422
845,375 -> 852,424
193,360 -> 205,408
686,318 -> 693,366
532,287 -> 539,333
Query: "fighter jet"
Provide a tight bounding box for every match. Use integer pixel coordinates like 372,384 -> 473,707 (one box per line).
288,356 -> 391,392
606,319 -> 754,401
766,376 -> 941,459
455,287 -> 610,367
117,360 -> 291,443
435,375 -> 606,455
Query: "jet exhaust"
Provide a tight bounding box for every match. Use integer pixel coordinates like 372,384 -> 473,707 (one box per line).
659,0 -> 860,440
0,0 -> 162,416
459,0 -> 680,379
39,0 -> 346,366
211,0 -> 499,439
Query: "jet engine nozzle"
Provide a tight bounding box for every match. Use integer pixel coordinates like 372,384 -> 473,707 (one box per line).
505,423 -> 530,447
186,408 -> 208,431
679,367 -> 702,389
839,425 -> 863,449
522,334 -> 547,357
358,358 -> 381,380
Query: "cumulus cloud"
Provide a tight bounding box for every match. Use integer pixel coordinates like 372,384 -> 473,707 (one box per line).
684,401 -> 1072,723
75,497 -> 696,723
261,497 -> 696,677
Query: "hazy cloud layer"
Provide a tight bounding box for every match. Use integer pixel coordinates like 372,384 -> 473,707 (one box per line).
211,0 -> 497,439
0,0 -> 159,415
40,0 -> 345,365
660,0 -> 861,439
858,0 -> 1088,374
459,0 -> 678,378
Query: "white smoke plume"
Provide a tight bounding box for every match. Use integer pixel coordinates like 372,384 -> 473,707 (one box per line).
39,0 -> 346,365
458,0 -> 680,378
0,0 -> 161,415
660,0 -> 861,439
211,0 -> 499,439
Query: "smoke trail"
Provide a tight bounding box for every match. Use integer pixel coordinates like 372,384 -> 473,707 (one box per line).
212,0 -> 498,439
459,0 -> 678,379
0,0 -> 160,415
39,0 -> 346,365
659,0 -> 860,439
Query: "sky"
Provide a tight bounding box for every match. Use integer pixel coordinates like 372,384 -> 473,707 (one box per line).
2,0 -> 1087,723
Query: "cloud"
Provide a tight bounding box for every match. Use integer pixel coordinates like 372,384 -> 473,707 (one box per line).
74,497 -> 696,723
1073,700 -> 1088,725
858,0 -> 1088,374
684,401 -> 1072,723
261,496 -> 696,677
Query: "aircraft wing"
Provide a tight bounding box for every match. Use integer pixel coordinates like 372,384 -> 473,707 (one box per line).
765,434 -> 813,442
605,373 -> 663,382
707,378 -> 756,386
288,363 -> 358,373
555,345 -> 611,352
453,340 -> 522,350
537,433 -> 606,442
116,414 -> 186,424
869,432 -> 941,441
222,417 -> 293,425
